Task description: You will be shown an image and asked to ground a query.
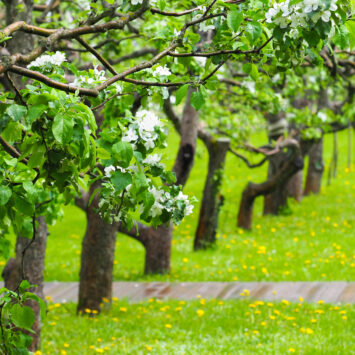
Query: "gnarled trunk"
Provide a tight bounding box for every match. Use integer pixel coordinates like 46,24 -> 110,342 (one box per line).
77,182 -> 118,314
238,139 -> 303,230
263,150 -> 289,215
194,138 -> 230,250
2,217 -> 48,351
304,138 -> 324,195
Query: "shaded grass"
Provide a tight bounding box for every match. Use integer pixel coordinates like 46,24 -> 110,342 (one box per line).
41,298 -> 355,354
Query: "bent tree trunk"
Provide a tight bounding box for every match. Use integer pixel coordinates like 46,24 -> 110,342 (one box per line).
194,138 -> 230,250
238,139 -> 303,230
2,217 -> 48,351
77,182 -> 118,314
304,138 -> 324,195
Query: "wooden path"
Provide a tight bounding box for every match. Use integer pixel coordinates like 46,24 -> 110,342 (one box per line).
40,282 -> 355,304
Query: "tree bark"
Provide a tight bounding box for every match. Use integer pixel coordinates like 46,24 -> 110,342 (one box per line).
2,217 -> 48,351
77,182 -> 118,314
263,149 -> 290,215
143,224 -> 173,274
287,170 -> 303,202
194,138 -> 230,250
304,138 -> 324,195
238,139 -> 303,229
263,112 -> 290,215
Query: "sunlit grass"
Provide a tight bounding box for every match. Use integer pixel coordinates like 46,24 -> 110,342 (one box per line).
40,298 -> 355,354
2,129 -> 354,282
36,129 -> 355,282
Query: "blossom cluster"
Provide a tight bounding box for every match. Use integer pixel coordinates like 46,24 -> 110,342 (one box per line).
122,110 -> 163,150
265,0 -> 338,29
72,66 -> 107,87
27,51 -> 66,69
144,186 -> 194,218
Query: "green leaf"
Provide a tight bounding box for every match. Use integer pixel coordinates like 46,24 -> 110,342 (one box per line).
28,150 -> 45,169
246,22 -> 262,43
25,105 -> 46,126
14,194 -> 35,216
52,112 -> 74,145
75,103 -> 97,134
11,304 -> 35,329
227,10 -> 243,33
6,104 -> 27,121
134,172 -> 148,196
190,90 -> 205,110
111,171 -> 132,192
250,64 -> 259,81
140,191 -> 155,220
23,292 -> 47,321
346,21 -> 355,50
334,24 -> 350,50
2,121 -> 22,143
158,0 -> 166,11
175,85 -> 189,105
0,185 -> 12,206
112,141 -> 133,168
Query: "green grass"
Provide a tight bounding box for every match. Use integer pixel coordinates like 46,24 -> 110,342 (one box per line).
40,298 -> 355,354
1,129 -> 354,282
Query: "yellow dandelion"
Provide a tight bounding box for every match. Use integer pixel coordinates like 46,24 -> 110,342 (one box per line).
197,309 -> 205,317
165,324 -> 172,329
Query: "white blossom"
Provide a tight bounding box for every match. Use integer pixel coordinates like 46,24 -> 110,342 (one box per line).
143,154 -> 161,166
153,65 -> 171,78
104,165 -> 116,177
265,0 -> 338,32
122,128 -> 139,143
28,51 -> 66,68
317,112 -> 327,122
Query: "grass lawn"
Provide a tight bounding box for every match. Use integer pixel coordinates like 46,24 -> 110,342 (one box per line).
39,298 -> 355,354
1,129 -> 354,282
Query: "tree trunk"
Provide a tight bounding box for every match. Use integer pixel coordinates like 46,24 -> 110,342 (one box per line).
263,150 -> 289,215
263,112 -> 289,215
287,170 -> 303,202
172,88 -> 199,186
238,139 -> 303,229
143,224 -> 173,274
304,138 -> 324,195
194,138 -> 230,250
77,182 -> 118,314
2,217 -> 48,351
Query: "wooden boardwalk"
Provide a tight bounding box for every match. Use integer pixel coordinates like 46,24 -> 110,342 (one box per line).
40,282 -> 355,304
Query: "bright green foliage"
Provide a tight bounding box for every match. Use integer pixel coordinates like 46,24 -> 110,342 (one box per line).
0,281 -> 46,355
